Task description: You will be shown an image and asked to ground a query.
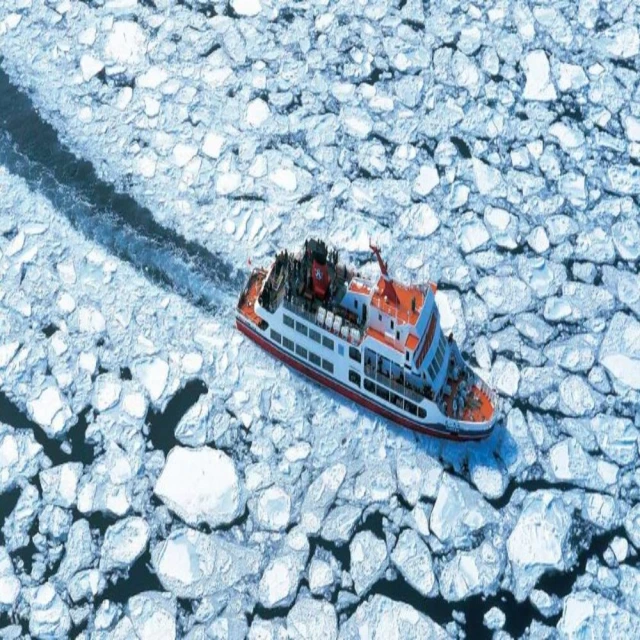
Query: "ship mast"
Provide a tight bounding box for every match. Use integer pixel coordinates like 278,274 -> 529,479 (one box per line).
369,241 -> 399,305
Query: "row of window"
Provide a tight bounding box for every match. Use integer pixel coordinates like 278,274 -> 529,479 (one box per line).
284,314 -> 335,350
271,329 -> 334,374
363,378 -> 427,418
427,334 -> 447,381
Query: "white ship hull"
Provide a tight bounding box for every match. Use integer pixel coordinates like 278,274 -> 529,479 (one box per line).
237,295 -> 496,441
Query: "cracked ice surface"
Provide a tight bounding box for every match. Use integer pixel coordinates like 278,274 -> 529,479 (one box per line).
0,0 -> 640,636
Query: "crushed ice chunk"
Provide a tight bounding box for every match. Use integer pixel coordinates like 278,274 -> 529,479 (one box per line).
472,159 -> 505,196
598,313 -> 640,390
154,446 -> 244,529
231,0 -> 262,17
246,98 -> 270,127
40,462 -> 83,508
27,386 -> 72,437
522,50 -> 557,101
549,438 -> 617,492
339,595 -> 449,639
321,504 -> 363,544
299,463 -> 346,535
412,165 -> 439,196
100,516 -> 150,572
430,475 -> 498,547
258,528 -> 309,608
507,491 -> 573,601
105,21 -> 147,65
127,591 -> 177,640
349,530 -> 388,596
287,598 -> 337,640
558,591 -> 640,638
477,276 -> 532,315
153,527 -> 261,599
0,546 -> 21,609
439,540 -> 503,601
624,504 -> 640,549
80,54 -> 104,82
390,529 -> 437,597
595,23 -> 639,60
491,357 -> 520,397
92,373 -> 122,412
202,132 -> 225,159
29,583 -> 71,639
134,356 -> 169,403
558,375 -> 596,417
254,486 -> 292,532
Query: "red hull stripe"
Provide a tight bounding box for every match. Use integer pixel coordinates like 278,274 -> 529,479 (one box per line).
236,318 -> 493,441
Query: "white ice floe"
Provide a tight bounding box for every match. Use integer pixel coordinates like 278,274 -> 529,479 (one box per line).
258,528 -> 309,609
430,475 -> 498,547
152,527 -> 261,599
349,530 -> 388,596
558,591 -> 640,639
321,504 -> 363,544
39,462 -> 83,508
522,50 -> 557,101
299,463 -> 346,535
390,529 -> 437,597
27,385 -> 72,437
254,486 -> 292,532
439,540 -> 504,601
100,516 -> 150,572
127,591 -> 177,640
0,425 -> 43,493
339,595 -> 449,640
0,546 -> 20,609
134,356 -> 170,403
29,583 -> 72,639
507,491 -> 573,600
104,21 -> 147,65
154,446 -> 244,528
287,598 -> 337,640
598,313 -> 640,390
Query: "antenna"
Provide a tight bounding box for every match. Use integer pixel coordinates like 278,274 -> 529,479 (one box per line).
369,240 -> 399,305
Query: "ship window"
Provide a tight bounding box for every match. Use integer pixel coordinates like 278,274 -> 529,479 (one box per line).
296,321 -> 308,336
390,319 -> 394,330
390,392 -> 402,409
322,336 -> 334,350
405,351 -> 410,361
338,345 -> 344,356
405,400 -> 418,416
283,337 -> 294,351
364,378 -> 375,393
349,346 -> 361,363
396,331 -> 400,341
309,328 -> 321,343
354,299 -> 358,309
349,370 -> 361,386
309,352 -> 321,367
284,315 -> 294,328
270,330 -> 282,344
378,313 -> 382,321
376,385 -> 390,402
418,407 -> 427,419
296,344 -> 307,359
322,359 -> 334,373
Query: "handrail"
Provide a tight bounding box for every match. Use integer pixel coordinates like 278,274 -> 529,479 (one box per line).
281,297 -> 363,344
364,365 -> 424,404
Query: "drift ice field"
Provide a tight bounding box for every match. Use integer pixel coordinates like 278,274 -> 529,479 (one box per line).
0,1 -> 639,638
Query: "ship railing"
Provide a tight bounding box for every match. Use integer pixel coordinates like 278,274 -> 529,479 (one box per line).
282,298 -> 363,345
364,364 -> 424,404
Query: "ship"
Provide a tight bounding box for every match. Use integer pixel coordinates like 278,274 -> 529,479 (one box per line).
236,239 -> 497,440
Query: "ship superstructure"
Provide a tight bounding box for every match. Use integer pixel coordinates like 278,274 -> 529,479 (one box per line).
236,239 -> 497,440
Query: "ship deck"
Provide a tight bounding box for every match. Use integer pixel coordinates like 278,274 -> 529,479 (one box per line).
237,269 -> 266,326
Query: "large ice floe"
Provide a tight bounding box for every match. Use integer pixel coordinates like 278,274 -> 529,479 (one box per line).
1,0 -> 640,636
